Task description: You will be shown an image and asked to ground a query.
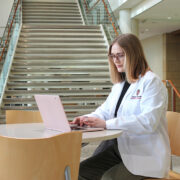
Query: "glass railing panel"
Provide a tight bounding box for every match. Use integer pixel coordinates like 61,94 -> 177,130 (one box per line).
0,0 -> 22,107
0,0 -> 22,65
78,0 -> 121,43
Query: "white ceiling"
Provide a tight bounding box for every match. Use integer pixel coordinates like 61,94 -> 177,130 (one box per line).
111,0 -> 180,39
135,0 -> 180,39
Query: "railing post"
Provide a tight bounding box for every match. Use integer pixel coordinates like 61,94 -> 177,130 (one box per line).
172,89 -> 176,112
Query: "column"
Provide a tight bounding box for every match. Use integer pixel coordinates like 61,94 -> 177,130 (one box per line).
119,9 -> 139,36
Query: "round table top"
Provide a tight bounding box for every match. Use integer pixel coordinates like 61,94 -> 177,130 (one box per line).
0,123 -> 123,143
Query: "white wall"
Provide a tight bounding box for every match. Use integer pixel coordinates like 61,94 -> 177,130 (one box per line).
141,34 -> 165,79
0,0 -> 14,38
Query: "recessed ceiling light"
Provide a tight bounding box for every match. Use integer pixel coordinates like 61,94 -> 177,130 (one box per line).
167,17 -> 172,20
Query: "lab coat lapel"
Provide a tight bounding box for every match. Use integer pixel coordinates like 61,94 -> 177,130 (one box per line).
119,81 -> 138,108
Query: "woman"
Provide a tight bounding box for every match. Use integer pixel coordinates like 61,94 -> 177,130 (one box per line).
73,33 -> 171,180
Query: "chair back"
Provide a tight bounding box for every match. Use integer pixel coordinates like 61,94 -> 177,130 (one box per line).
6,110 -> 43,124
0,131 -> 82,180
166,111 -> 180,156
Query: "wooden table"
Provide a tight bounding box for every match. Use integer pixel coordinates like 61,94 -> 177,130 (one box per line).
0,123 -> 123,143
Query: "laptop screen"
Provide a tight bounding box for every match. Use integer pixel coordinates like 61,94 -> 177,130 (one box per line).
34,94 -> 71,133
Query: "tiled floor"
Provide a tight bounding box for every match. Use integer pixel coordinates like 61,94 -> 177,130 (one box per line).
81,142 -> 100,161
81,143 -> 180,174
172,155 -> 180,173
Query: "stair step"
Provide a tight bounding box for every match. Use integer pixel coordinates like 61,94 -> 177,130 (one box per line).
14,54 -> 107,59
22,2 -> 78,6
21,29 -> 101,33
22,24 -> 100,29
23,7 -> 79,10
8,75 -> 110,82
10,68 -> 108,75
20,32 -> 102,37
18,40 -> 104,44
12,62 -> 108,68
7,82 -> 112,88
22,9 -> 80,13
2,105 -> 99,111
12,65 -> 108,69
13,59 -> 107,63
12,64 -> 107,69
4,89 -> 111,96
18,39 -> 104,43
23,16 -> 82,20
15,49 -> 107,54
22,13 -> 81,17
22,20 -> 82,24
23,12 -> 80,16
4,97 -> 106,104
19,35 -> 103,39
17,44 -> 106,48
23,12 -> 81,19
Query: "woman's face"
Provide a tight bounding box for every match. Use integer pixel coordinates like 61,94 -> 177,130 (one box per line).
110,43 -> 125,72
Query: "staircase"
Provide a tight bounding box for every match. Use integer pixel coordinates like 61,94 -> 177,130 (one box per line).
0,0 -> 112,123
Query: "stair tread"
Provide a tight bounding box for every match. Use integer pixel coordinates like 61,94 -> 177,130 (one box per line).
10,68 -> 108,74
23,7 -> 79,10
14,54 -> 107,58
21,29 -> 101,33
18,39 -> 104,43
4,96 -> 106,101
22,13 -> 81,17
17,44 -> 106,48
7,81 -> 112,86
22,24 -> 100,29
5,89 -> 110,94
8,75 -> 110,81
20,32 -> 102,36
22,2 -> 78,5
15,49 -> 107,54
2,105 -> 98,111
19,37 -> 103,40
23,17 -> 82,20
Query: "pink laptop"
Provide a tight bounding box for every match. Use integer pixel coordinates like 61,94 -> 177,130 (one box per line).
34,94 -> 104,133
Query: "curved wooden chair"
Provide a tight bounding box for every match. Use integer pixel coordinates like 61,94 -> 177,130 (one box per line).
166,111 -> 180,179
0,131 -> 82,180
6,110 -> 43,124
147,111 -> 180,179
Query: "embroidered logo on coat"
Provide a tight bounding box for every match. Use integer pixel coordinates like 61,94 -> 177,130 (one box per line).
131,89 -> 142,99
136,89 -> 140,96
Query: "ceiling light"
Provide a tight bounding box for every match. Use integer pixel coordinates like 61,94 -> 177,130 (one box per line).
145,28 -> 149,31
167,17 -> 172,20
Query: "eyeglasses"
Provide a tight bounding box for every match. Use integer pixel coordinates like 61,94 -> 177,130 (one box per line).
108,53 -> 125,61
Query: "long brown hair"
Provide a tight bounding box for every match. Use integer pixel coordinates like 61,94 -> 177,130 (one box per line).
108,33 -> 149,84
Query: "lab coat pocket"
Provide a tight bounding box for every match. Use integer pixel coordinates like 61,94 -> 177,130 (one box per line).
127,133 -> 158,156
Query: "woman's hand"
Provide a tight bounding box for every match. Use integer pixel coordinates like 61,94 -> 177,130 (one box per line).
71,116 -> 88,126
83,117 -> 106,128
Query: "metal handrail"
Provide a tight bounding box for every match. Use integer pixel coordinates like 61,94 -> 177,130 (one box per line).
163,80 -> 180,112
83,0 -> 88,12
79,0 -> 121,43
84,0 -> 119,36
0,0 -> 21,62
101,0 -> 119,36
167,80 -> 180,98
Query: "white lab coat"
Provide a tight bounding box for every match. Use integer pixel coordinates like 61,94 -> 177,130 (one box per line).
87,71 -> 171,178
